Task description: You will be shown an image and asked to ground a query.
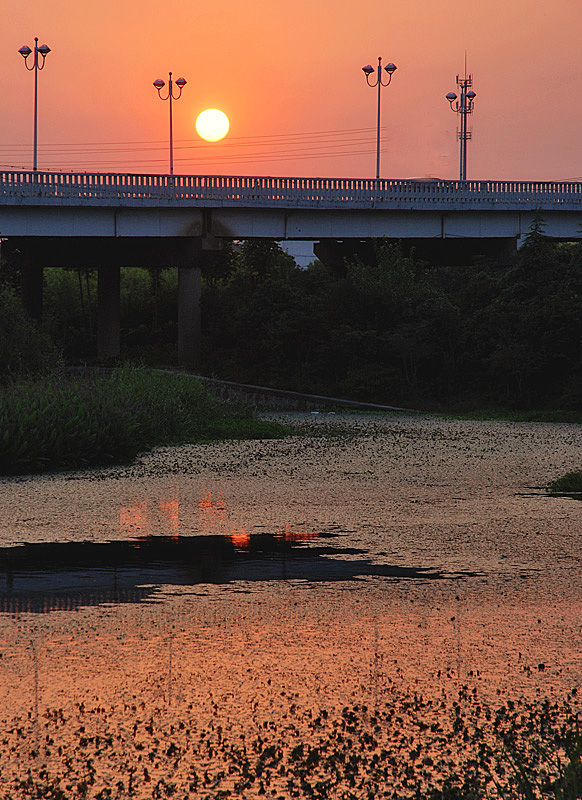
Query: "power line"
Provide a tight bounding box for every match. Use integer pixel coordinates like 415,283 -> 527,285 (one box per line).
0,146 -> 396,171
0,125 -> 394,171
0,135 -> 381,158
0,126 -> 385,150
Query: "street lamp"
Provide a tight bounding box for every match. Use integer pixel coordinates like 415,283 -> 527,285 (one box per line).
446,72 -> 476,181
362,56 -> 397,180
18,37 -> 51,171
153,72 -> 187,176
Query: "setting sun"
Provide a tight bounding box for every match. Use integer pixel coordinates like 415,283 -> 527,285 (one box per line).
195,108 -> 229,142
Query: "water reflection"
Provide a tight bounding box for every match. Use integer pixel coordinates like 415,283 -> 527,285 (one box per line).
0,533 -> 476,614
119,496 -> 180,537
119,490 -> 322,550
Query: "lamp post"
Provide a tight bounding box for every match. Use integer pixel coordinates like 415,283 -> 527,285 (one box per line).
446,73 -> 476,181
153,72 -> 187,176
362,56 -> 397,180
18,37 -> 51,171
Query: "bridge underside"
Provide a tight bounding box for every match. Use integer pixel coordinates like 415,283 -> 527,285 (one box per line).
3,168 -> 582,366
3,230 -> 524,367
3,237 -> 213,367
2,204 -> 582,241
313,237 -> 519,270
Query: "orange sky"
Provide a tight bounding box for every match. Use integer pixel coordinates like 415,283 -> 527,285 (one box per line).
0,0 -> 579,180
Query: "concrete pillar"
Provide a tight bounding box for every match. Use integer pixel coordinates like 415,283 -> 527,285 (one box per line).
20,265 -> 44,320
178,266 -> 201,368
97,264 -> 120,362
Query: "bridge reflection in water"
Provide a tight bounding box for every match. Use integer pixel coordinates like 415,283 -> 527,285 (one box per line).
0,490 -> 478,614
0,531 -> 474,614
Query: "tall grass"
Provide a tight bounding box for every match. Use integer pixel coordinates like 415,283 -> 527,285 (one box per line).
0,366 -> 288,475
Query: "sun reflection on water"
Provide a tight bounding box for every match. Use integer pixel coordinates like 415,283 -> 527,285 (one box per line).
119,491 -> 320,548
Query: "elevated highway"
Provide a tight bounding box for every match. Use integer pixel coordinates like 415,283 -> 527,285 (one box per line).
2,170 -> 582,240
2,170 -> 581,364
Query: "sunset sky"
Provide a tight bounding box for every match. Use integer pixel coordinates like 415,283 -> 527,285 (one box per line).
0,0 -> 579,181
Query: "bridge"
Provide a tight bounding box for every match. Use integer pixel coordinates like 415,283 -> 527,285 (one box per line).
2,170 -> 581,365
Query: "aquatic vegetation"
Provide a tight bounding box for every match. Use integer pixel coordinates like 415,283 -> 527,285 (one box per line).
0,366 -> 289,475
1,688 -> 579,799
547,471 -> 582,495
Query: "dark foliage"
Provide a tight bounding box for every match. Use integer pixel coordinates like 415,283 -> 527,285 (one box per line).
201,230 -> 582,410
5,226 -> 582,411
0,286 -> 61,377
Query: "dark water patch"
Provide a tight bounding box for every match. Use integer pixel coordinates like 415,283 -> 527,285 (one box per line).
0,534 -> 479,613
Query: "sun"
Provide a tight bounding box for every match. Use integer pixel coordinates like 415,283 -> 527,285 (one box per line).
195,108 -> 229,142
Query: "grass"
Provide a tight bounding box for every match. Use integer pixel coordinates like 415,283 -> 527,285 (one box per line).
547,471 -> 582,495
0,365 -> 289,476
438,408 -> 582,424
323,405 -> 582,425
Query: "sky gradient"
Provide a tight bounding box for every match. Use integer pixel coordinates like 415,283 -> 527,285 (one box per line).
0,0 -> 579,180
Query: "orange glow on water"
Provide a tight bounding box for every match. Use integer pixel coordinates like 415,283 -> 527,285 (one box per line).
119,502 -> 148,533
120,497 -> 179,538
230,530 -> 250,552
198,491 -> 225,519
119,493 -> 321,548
159,498 -> 179,537
279,523 -> 320,543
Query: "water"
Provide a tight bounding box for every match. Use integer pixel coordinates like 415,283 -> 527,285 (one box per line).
0,413 -> 580,797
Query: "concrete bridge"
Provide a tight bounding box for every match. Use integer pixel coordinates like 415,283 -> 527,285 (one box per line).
2,170 -> 582,365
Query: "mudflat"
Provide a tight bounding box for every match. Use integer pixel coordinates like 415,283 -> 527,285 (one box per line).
0,412 -> 580,798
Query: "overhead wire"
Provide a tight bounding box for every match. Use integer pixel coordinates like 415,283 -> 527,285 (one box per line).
0,126 -> 383,149
0,135 -> 382,157
0,126 -> 388,171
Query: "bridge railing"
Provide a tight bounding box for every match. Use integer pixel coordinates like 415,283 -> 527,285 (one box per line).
2,170 -> 582,208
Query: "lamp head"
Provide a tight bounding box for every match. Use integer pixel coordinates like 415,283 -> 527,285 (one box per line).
175,77 -> 187,88
446,92 -> 457,102
362,65 -> 374,75
18,45 -> 32,58
153,79 -> 165,90
466,90 -> 476,99
37,44 -> 51,57
384,62 -> 397,74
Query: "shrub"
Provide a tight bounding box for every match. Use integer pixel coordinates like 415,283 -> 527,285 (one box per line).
0,287 -> 60,377
548,471 -> 582,494
0,366 -> 288,476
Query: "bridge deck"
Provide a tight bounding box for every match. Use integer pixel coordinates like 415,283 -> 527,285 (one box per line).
2,171 -> 582,211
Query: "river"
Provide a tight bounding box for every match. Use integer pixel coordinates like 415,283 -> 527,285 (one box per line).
0,412 -> 580,798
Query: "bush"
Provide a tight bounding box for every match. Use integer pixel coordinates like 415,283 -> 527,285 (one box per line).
0,287 -> 60,377
548,471 -> 582,494
0,366 -> 288,476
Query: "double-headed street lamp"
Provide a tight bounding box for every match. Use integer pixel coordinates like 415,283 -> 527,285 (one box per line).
362,56 -> 397,180
446,73 -> 476,181
153,72 -> 187,176
18,37 -> 51,171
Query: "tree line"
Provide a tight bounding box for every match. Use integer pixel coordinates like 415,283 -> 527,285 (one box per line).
2,221 -> 582,411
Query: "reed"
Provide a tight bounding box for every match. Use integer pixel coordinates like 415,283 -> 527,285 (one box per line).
0,366 -> 288,475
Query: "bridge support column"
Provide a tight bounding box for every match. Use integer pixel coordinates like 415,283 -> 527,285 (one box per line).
178,266 -> 201,368
21,264 -> 44,320
97,265 -> 120,362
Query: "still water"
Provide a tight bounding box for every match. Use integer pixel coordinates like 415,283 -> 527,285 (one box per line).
0,413 -> 580,798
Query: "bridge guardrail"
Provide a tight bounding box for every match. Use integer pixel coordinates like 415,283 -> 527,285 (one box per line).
1,170 -> 582,209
